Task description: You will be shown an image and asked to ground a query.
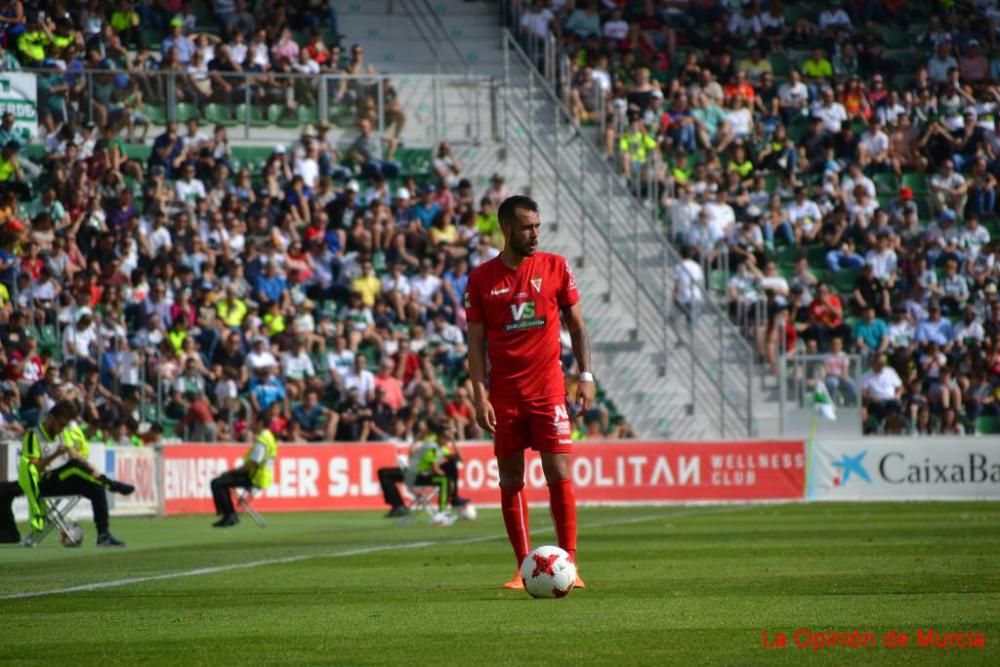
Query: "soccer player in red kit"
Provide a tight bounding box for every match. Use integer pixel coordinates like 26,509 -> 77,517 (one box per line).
465,195 -> 594,589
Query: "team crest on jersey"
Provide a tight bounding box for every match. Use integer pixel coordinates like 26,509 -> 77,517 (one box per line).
530,276 -> 542,292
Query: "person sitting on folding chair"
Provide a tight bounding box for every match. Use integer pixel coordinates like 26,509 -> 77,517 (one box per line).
378,418 -> 468,520
209,414 -> 278,527
0,400 -> 134,546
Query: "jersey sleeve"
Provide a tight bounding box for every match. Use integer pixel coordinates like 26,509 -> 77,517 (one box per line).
247,440 -> 267,464
557,257 -> 580,309
464,271 -> 485,322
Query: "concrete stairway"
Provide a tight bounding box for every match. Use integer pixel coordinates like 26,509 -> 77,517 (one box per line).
336,1 -> 781,438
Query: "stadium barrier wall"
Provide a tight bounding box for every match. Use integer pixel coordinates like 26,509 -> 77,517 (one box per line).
3,443 -> 161,522
807,437 -> 1000,501
159,440 -> 807,514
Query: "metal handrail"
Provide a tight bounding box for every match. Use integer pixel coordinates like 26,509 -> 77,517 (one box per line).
408,0 -> 472,75
501,29 -> 756,435
502,96 -> 752,436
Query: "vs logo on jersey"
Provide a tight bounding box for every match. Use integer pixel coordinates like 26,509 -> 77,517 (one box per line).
506,300 -> 545,332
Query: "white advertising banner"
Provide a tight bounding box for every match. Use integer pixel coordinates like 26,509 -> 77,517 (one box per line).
808,438 -> 1000,500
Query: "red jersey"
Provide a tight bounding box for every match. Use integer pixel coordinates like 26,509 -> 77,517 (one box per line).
465,252 -> 579,401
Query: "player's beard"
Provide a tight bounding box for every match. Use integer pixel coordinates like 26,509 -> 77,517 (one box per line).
509,236 -> 537,258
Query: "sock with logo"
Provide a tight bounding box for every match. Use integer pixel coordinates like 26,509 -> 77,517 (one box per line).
500,483 -> 531,568
548,478 -> 577,562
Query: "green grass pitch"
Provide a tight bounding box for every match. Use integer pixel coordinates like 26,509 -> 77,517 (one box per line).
1,502 -> 998,665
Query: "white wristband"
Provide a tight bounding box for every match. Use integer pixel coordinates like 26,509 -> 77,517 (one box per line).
579,372 -> 594,383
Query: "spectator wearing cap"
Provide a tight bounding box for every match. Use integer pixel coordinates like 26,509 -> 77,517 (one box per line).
162,16 -> 195,65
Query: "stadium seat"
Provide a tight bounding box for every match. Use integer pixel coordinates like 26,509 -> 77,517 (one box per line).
974,416 -> 1000,435
873,172 -> 898,195
204,103 -> 238,127
901,172 -> 930,195
297,105 -> 320,126
143,104 -> 168,126
174,102 -> 201,123
234,103 -> 269,127
266,104 -> 298,128
769,52 -> 790,77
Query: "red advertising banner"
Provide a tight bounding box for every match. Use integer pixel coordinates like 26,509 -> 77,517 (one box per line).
162,440 -> 805,515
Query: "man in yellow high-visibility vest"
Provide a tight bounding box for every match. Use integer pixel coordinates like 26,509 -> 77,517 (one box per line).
209,415 -> 278,527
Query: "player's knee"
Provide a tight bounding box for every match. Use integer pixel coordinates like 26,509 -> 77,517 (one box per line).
541,455 -> 571,482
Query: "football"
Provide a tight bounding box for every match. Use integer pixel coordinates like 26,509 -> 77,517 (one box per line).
60,522 -> 83,548
458,503 -> 477,521
520,546 -> 576,598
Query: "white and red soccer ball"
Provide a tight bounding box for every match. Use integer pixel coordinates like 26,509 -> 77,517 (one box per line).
60,522 -> 83,547
520,545 -> 576,598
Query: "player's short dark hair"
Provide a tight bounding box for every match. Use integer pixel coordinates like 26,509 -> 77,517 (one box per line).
498,195 -> 539,228
49,400 -> 79,420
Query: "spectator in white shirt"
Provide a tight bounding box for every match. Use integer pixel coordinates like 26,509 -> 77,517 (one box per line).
862,355 -> 903,422
175,162 -> 207,207
858,119 -> 890,170
342,354 -> 376,405
778,70 -> 809,124
325,335 -> 355,386
520,0 -> 558,40
812,87 -> 848,134
246,337 -> 278,375
865,233 -> 898,287
672,245 -> 705,335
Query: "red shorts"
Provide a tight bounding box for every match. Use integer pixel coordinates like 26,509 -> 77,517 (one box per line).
492,397 -> 573,459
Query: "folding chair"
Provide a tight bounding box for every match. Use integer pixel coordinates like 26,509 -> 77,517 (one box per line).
21,496 -> 82,547
236,487 -> 267,528
396,455 -> 452,526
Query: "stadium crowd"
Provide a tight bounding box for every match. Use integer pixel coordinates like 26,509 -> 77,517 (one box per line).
0,0 -> 636,448
516,0 -> 1000,435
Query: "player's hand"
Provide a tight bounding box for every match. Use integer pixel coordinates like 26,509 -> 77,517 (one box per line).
474,398 -> 496,434
576,380 -> 596,412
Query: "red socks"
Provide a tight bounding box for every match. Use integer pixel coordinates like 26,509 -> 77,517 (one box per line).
500,484 -> 531,567
548,478 -> 577,562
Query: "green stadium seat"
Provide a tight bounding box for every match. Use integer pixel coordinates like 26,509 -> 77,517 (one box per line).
974,415 -> 1000,435
769,52 -> 790,77
143,104 -> 168,125
297,105 -> 320,126
235,103 -> 269,127
832,269 -> 860,295
872,172 -> 898,194
174,102 -> 201,123
266,104 -> 298,128
204,103 -> 238,127
901,172 -> 929,195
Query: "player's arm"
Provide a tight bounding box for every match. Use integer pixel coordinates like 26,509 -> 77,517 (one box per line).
467,319 -> 496,434
561,302 -> 595,411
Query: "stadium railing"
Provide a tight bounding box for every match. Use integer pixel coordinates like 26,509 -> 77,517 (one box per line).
499,30 -> 757,438
21,68 -> 494,145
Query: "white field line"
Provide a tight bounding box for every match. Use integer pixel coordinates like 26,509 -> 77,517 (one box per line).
0,504 -> 760,601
